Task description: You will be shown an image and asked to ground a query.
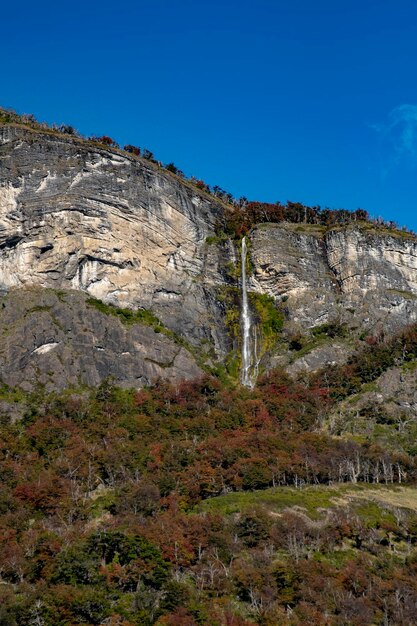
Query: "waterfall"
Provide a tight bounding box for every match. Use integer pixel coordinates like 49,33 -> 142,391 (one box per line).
240,236 -> 255,387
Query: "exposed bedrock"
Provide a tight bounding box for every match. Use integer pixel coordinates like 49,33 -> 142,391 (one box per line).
2,125 -> 417,384
250,223 -> 417,334
0,125 -> 232,358
0,288 -> 202,391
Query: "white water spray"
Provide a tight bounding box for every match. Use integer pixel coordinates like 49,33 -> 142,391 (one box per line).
240,236 -> 256,387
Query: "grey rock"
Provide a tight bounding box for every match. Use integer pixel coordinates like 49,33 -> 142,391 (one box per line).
0,288 -> 202,391
0,125 -> 231,356
287,343 -> 348,375
2,125 -> 417,387
250,223 -> 417,336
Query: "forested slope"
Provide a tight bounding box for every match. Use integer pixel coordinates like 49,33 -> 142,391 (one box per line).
2,324 -> 417,624
2,107 -> 417,625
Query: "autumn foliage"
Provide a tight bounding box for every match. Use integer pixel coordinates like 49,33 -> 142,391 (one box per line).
1,326 -> 417,623
2,105 -> 417,624
219,201 -> 370,238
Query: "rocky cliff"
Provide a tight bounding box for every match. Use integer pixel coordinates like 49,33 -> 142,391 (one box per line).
0,125 -> 232,354
250,223 -> 417,372
0,288 -> 202,391
2,123 -> 417,388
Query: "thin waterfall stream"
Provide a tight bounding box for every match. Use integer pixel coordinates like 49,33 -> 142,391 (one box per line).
240,236 -> 257,387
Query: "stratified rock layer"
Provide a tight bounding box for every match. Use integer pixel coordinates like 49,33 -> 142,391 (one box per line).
250,223 -> 417,333
249,224 -> 417,371
2,124 -> 417,385
0,125 -> 230,355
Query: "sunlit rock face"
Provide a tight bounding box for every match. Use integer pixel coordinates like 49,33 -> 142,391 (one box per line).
0,125 -> 230,357
249,224 -> 337,328
248,223 -> 417,373
325,228 -> 417,294
2,124 -> 417,386
250,223 -> 417,333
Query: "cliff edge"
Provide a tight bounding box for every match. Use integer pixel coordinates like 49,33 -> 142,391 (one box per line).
2,123 -> 417,387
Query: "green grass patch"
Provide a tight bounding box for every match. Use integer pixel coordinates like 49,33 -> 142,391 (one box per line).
197,483 -> 407,522
198,484 -> 357,520
401,359 -> 417,372
287,223 -> 327,237
387,289 -> 417,300
86,297 -> 164,330
205,232 -> 229,245
313,549 -> 358,568
360,381 -> 378,393
352,500 -> 397,529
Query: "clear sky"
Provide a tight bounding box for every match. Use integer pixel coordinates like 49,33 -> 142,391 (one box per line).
3,0 -> 417,228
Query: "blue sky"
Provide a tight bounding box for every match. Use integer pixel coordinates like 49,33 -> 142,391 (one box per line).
3,0 -> 417,228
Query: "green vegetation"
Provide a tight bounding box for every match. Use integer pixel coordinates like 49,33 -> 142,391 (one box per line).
387,288 -> 417,300
311,320 -> 348,339
198,482 -> 417,522
353,499 -> 398,529
207,282 -> 277,381
216,286 -> 241,339
5,104 -> 417,623
249,292 -> 283,351
285,319 -> 352,362
198,484 -> 352,518
0,327 -> 417,623
211,285 -> 243,379
311,323 -> 417,400
25,305 -> 52,315
356,219 -> 417,241
215,288 -> 283,374
217,198 -> 417,241
224,260 -> 241,281
0,382 -> 28,406
329,395 -> 417,456
87,297 -> 165,331
205,231 -> 228,245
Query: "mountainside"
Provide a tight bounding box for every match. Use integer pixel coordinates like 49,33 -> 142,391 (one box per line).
3,115 -> 417,625
2,124 -> 417,387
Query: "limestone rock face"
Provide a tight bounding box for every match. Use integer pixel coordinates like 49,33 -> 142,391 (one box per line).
2,124 -> 417,387
0,125 -> 230,355
249,223 -> 417,337
326,229 -> 417,294
249,224 -> 337,328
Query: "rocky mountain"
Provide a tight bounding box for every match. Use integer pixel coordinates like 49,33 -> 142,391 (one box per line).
1,122 -> 417,388
4,117 -> 417,626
